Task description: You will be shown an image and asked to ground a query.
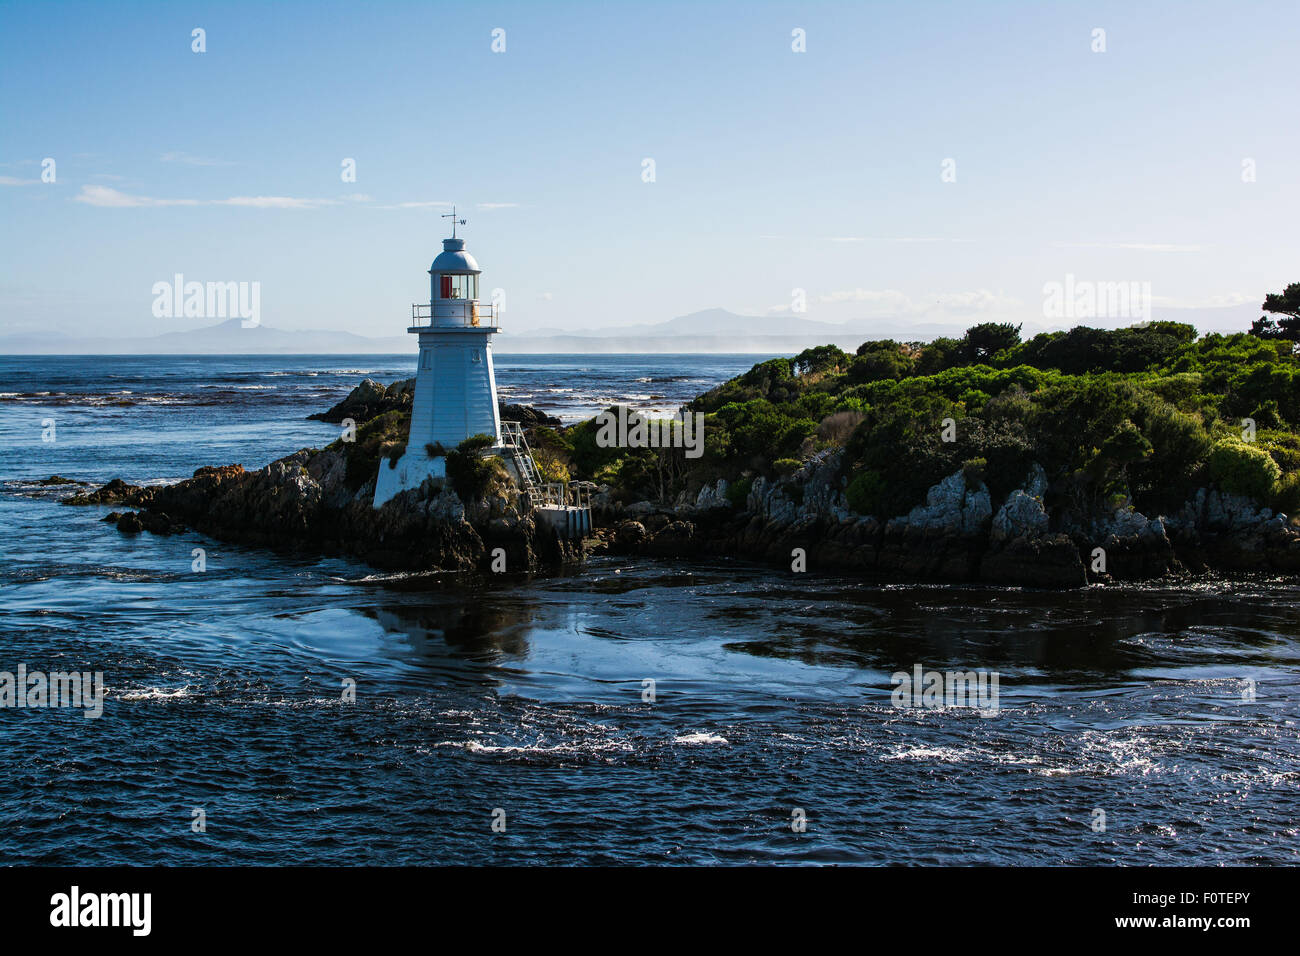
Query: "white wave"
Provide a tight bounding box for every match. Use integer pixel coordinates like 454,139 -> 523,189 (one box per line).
880,745 -> 976,762
674,732 -> 729,746
117,686 -> 192,701
443,737 -> 633,757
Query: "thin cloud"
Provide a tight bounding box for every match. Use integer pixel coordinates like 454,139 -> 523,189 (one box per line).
220,195 -> 338,208
377,200 -> 453,209
760,234 -> 973,244
477,202 -> 519,209
73,185 -> 337,209
1053,241 -> 1202,253
160,151 -> 237,166
0,175 -> 40,186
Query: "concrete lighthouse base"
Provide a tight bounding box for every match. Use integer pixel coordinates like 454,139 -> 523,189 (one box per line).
373,450 -> 447,509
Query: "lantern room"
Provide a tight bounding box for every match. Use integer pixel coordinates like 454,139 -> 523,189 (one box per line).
429,237 -> 481,303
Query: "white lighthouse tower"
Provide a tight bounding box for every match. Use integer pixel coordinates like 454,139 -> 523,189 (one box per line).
373,211 -> 503,507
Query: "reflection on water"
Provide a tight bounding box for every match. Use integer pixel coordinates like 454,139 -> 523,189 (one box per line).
1,491 -> 1299,865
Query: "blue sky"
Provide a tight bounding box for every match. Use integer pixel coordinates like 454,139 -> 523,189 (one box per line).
2,0 -> 1297,340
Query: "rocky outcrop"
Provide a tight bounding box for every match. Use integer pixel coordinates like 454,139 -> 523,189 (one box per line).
1163,488 -> 1300,574
309,377 -> 561,430
61,376 -> 578,575
65,477 -> 153,506
595,455 -> 1300,588
66,450 -> 580,574
308,378 -> 412,423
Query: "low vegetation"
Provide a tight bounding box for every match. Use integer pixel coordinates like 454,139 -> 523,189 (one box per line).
532,285 -> 1300,522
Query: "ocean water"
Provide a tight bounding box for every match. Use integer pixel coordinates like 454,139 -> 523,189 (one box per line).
1,354 -> 1298,865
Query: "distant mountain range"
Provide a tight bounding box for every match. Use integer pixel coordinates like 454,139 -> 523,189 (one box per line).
0,318 -> 407,355
0,305 -> 1260,355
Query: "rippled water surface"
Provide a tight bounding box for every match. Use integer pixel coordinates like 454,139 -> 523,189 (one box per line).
1,355 -> 1298,865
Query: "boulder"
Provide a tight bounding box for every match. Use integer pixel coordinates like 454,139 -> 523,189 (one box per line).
64,477 -> 146,507
991,490 -> 1049,543
891,470 -> 991,537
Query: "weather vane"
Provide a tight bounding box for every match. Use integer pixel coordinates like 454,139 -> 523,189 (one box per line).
442,205 -> 467,239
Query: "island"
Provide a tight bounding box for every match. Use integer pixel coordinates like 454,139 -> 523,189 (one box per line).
65,300 -> 1300,588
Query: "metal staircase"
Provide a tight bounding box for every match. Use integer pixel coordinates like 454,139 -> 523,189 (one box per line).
500,420 -> 542,495
499,420 -> 592,538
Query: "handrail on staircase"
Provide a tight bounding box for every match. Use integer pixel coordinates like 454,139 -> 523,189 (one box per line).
499,419 -> 591,516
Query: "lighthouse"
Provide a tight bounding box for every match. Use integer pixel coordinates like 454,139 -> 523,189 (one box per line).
373,211 -> 503,507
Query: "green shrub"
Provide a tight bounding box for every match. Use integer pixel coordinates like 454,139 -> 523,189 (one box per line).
534,447 -> 570,483
773,458 -> 802,477
1260,432 -> 1300,472
1250,399 -> 1283,429
961,457 -> 988,486
725,476 -> 753,508
445,434 -> 499,500
846,469 -> 889,516
567,407 -> 633,477
1272,472 -> 1300,516
329,410 -> 410,490
1207,439 -> 1281,501
848,342 -> 915,383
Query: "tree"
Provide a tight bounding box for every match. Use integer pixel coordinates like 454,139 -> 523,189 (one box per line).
963,322 -> 1022,361
1250,283 -> 1300,340
915,336 -> 964,375
849,341 -> 914,383
792,344 -> 848,377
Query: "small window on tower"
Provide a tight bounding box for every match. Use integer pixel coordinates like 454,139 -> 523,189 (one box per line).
471,350 -> 481,363
421,349 -> 432,370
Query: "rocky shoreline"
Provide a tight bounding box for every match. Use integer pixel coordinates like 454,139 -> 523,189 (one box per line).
59,384 -> 580,573
65,455 -> 578,576
59,376 -> 1300,588
592,451 -> 1300,587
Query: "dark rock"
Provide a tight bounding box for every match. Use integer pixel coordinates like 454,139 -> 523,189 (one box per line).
138,511 -> 184,535
500,403 -> 562,429
981,534 -> 1086,588
310,377 -> 561,431
643,513 -> 672,534
309,378 -> 406,424
64,477 -> 147,506
90,442 -> 580,574
613,520 -> 647,549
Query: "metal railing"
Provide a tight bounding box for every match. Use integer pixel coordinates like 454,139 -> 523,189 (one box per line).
410,302 -> 497,328
499,420 -> 542,490
499,420 -> 591,513
529,482 -> 591,510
